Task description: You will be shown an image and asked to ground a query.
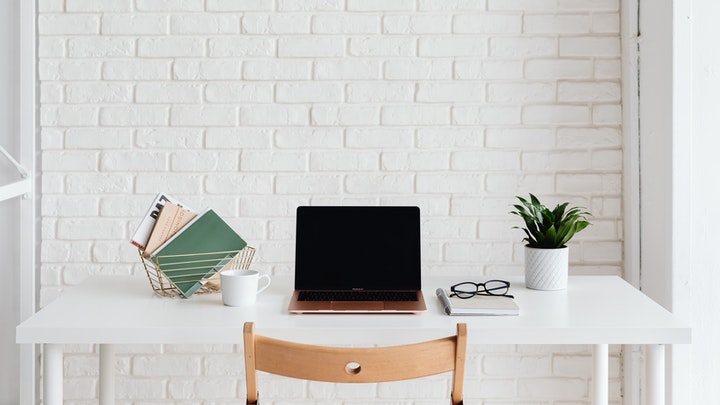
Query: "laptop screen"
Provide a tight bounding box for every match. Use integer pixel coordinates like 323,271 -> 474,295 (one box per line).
294,206 -> 421,291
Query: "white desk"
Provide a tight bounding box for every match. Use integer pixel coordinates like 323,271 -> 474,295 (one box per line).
17,275 -> 690,405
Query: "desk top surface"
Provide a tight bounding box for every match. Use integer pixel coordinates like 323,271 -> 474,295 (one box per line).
16,274 -> 690,345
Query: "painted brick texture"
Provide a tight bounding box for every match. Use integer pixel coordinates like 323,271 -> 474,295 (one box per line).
38,0 -> 623,403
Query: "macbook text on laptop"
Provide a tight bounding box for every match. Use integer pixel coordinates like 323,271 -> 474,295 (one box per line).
288,206 -> 427,314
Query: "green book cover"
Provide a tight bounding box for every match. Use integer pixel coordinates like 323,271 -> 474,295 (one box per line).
150,209 -> 247,298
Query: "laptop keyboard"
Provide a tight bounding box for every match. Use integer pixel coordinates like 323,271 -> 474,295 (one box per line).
298,291 -> 418,302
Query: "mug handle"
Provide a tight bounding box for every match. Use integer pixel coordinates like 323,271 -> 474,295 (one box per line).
257,274 -> 271,294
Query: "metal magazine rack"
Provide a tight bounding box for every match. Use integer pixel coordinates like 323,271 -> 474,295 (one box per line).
139,246 -> 256,297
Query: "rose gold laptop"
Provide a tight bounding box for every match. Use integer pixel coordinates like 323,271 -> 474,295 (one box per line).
288,206 -> 427,314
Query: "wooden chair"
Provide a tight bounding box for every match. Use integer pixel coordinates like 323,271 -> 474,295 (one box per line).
243,322 -> 467,405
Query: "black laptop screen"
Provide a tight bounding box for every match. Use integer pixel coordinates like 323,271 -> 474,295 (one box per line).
294,206 -> 421,291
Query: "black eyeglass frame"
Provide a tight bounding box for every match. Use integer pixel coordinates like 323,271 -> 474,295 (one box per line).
449,279 -> 514,299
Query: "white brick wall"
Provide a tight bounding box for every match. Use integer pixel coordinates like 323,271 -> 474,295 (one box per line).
38,0 -> 623,403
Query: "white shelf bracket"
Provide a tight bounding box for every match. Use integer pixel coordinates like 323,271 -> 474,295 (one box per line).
0,144 -> 31,202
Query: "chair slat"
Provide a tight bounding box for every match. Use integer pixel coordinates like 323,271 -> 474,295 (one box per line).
244,322 -> 467,405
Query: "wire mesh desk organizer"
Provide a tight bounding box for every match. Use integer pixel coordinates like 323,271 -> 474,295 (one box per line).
140,246 -> 256,298
131,194 -> 256,298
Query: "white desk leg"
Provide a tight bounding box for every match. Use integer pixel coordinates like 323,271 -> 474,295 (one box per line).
646,344 -> 665,405
593,344 -> 609,405
43,344 -> 63,405
99,344 -> 116,405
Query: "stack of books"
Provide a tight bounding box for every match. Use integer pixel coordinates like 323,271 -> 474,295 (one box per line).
131,193 -> 248,298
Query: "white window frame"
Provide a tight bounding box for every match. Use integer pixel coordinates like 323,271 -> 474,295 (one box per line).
626,0 -> 693,403
18,0 -> 37,403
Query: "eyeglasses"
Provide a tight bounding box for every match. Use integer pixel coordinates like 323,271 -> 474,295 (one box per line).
450,280 -> 514,299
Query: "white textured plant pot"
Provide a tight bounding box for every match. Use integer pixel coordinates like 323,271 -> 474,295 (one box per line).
524,246 -> 569,290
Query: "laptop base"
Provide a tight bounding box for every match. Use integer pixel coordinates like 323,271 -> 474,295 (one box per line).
288,291 -> 427,314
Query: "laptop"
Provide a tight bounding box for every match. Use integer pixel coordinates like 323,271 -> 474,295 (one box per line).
288,206 -> 427,314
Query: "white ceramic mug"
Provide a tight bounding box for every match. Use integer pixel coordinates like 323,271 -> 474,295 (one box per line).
220,270 -> 271,307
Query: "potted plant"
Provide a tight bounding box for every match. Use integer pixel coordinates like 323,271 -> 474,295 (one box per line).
510,194 -> 591,290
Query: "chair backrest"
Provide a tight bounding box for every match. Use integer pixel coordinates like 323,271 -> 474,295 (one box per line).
243,322 -> 467,405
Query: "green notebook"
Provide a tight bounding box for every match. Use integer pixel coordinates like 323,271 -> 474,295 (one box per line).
150,209 -> 247,298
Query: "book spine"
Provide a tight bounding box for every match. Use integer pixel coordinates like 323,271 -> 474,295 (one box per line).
131,193 -> 193,251
147,208 -> 210,260
143,203 -> 197,257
